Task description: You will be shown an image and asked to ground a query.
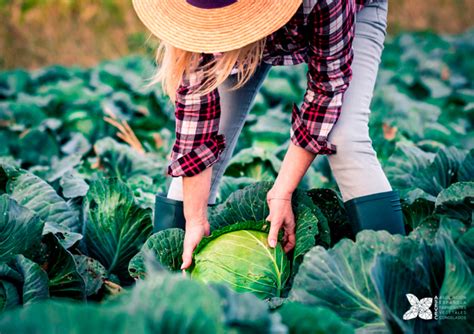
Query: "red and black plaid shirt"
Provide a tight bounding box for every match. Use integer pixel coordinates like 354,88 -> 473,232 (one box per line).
169,0 -> 378,177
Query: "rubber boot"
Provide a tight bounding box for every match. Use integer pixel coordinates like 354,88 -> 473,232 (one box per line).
153,194 -> 217,233
153,194 -> 186,232
343,189 -> 406,236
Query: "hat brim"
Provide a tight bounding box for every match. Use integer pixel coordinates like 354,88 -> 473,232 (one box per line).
132,0 -> 303,53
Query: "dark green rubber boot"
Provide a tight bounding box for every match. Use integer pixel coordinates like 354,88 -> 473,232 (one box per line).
343,189 -> 406,236
153,194 -> 186,233
153,194 -> 217,233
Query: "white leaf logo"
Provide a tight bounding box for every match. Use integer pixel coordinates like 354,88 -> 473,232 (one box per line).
402,293 -> 433,320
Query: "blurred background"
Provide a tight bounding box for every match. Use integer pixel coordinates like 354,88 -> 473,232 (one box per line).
0,0 -> 473,69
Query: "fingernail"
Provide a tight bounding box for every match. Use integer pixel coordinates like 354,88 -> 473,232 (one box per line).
269,239 -> 276,248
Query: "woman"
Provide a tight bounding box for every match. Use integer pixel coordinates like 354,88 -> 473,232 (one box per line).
133,0 -> 406,270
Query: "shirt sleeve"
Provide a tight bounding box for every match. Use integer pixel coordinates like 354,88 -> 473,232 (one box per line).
167,53 -> 226,177
290,0 -> 356,155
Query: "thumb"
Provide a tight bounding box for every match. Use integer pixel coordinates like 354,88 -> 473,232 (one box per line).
267,219 -> 282,248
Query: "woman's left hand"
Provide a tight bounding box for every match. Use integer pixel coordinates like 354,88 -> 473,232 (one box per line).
266,187 -> 296,253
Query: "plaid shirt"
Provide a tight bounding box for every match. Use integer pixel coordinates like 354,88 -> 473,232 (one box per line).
169,0 -> 377,177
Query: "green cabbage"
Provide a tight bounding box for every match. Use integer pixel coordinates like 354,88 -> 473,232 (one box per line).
191,230 -> 290,299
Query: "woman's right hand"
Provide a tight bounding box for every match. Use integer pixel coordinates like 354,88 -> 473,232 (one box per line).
181,218 -> 210,270
180,167 -> 213,270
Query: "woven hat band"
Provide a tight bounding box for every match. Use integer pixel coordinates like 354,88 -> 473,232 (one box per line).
186,0 -> 237,9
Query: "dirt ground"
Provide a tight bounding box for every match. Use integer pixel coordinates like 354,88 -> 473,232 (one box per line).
0,0 -> 472,69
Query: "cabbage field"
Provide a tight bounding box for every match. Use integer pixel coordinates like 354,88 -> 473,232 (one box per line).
0,31 -> 472,333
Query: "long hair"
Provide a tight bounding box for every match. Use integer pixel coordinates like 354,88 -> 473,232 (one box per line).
145,38 -> 266,102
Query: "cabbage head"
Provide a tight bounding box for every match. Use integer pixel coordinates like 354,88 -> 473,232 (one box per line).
191,230 -> 290,299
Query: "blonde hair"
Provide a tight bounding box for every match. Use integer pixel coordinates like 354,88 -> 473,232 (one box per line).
146,38 -> 266,102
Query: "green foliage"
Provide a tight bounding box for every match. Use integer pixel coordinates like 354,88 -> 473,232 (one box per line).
0,195 -> 43,262
0,267 -> 285,334
277,302 -> 355,334
82,178 -> 153,282
129,228 -> 185,279
0,255 -> 49,312
289,226 -> 474,333
0,164 -> 79,232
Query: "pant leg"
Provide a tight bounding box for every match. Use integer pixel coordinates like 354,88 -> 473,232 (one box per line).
167,62 -> 272,204
326,1 -> 392,203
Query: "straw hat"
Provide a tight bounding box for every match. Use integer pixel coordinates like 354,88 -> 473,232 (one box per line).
132,0 -> 303,53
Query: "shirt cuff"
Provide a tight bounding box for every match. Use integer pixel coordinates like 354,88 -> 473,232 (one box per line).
289,103 -> 337,155
167,134 -> 226,177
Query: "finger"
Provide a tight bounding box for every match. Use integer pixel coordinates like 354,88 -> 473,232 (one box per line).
282,217 -> 296,252
181,253 -> 192,270
264,214 -> 273,231
204,224 -> 211,236
284,232 -> 296,253
181,240 -> 195,270
285,218 -> 296,237
268,219 -> 282,248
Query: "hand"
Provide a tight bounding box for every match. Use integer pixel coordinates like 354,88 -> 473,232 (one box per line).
265,188 -> 296,253
181,218 -> 210,270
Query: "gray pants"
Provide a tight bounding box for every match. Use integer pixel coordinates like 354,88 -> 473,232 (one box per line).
168,1 -> 391,204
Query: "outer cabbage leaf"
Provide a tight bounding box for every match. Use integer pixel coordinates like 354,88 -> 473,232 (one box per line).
248,108 -> 291,149
371,85 -> 441,142
93,137 -> 167,207
370,225 -> 474,333
0,300 -> 136,334
74,255 -> 107,297
306,188 -> 350,246
39,233 -> 86,300
39,162 -> 88,200
93,137 -> 166,183
224,147 -> 281,181
0,194 -> 44,262
128,228 -> 184,279
401,198 -> 437,231
209,283 -> 286,333
456,227 -> 474,273
216,176 -> 255,203
289,226 -> 474,333
17,127 -> 60,165
82,177 -> 153,283
458,148 -> 473,182
435,182 -> 473,223
386,144 -> 467,199
114,270 -> 226,333
277,302 -> 355,334
42,221 -> 83,249
208,182 -> 272,230
289,230 -> 405,332
0,164 -> 79,232
44,153 -> 83,183
0,254 -> 49,312
0,269 -> 281,334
